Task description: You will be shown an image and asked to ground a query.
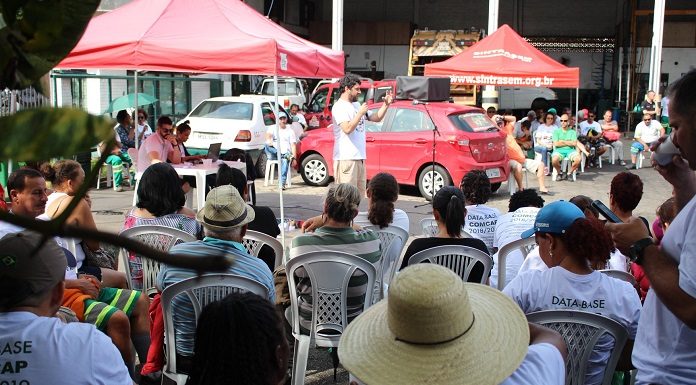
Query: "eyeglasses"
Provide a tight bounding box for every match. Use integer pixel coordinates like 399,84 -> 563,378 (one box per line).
560,119 -> 569,122
545,117 -> 554,120
643,119 -> 651,122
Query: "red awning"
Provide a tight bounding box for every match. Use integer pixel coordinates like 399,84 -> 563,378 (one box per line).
57,0 -> 344,79
425,25 -> 579,89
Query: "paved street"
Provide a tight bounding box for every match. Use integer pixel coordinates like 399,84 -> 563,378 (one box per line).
90,139 -> 672,384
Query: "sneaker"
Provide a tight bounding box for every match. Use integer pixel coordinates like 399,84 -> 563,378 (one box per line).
281,184 -> 286,191
620,160 -> 627,166
114,186 -> 124,192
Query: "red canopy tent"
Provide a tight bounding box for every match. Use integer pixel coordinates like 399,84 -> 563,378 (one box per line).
56,0 -> 344,78
424,24 -> 579,89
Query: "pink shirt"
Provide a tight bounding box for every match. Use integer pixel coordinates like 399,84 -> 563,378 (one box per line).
137,133 -> 174,173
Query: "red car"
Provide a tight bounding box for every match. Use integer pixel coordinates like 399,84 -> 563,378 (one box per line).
305,79 -> 396,130
297,101 -> 509,199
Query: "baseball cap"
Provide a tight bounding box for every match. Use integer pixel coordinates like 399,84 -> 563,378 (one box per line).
278,112 -> 288,119
0,231 -> 67,305
520,200 -> 585,238
547,107 -> 557,115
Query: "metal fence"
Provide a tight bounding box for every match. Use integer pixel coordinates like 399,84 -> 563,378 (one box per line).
0,87 -> 51,117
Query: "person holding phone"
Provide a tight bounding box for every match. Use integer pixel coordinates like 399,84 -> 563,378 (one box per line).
331,74 -> 393,197
137,115 -> 181,173
607,70 -> 696,385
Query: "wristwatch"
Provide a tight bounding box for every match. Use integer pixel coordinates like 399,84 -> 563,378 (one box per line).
629,238 -> 654,265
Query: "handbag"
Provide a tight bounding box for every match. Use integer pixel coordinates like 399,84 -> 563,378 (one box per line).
603,131 -> 621,142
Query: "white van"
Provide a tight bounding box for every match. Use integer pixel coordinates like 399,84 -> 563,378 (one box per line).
498,87 -> 557,110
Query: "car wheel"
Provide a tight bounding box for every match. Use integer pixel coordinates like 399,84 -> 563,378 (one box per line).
301,154 -> 330,186
417,165 -> 451,201
255,151 -> 268,179
490,182 -> 502,193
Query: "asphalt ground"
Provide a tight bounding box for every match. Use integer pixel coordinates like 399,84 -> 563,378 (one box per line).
90,137 -> 672,384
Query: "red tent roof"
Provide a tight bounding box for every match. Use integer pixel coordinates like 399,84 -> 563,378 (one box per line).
57,0 -> 344,78
425,25 -> 579,88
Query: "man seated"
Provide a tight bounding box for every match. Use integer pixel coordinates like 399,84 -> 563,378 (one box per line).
598,109 -> 626,166
263,112 -> 297,190
157,185 -> 275,372
339,264 -> 567,385
0,231 -> 131,384
0,168 -> 151,373
137,115 -> 181,173
627,113 -> 664,170
578,111 -> 608,167
551,114 -> 581,181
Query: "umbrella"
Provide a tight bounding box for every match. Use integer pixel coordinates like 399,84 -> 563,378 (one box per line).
104,92 -> 157,113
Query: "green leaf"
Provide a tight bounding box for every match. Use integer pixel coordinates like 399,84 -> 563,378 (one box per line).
0,0 -> 101,91
0,108 -> 114,160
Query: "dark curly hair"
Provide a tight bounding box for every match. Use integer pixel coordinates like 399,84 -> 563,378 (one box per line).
554,217 -> 615,267
460,170 -> 492,205
116,109 -> 130,124
432,186 -> 466,237
367,173 -> 399,228
508,189 -> 544,212
136,163 -> 185,217
339,74 -> 362,94
186,292 -> 288,385
657,197 -> 677,226
7,168 -> 43,192
610,172 -> 643,213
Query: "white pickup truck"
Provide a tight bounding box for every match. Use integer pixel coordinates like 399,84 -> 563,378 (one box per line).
244,77 -> 308,110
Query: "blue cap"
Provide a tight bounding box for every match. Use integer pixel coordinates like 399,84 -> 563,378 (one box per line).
520,201 -> 585,238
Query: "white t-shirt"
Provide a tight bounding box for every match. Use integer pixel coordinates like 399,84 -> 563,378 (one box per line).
579,120 -> 602,136
137,123 -> 153,142
504,267 -> 641,385
517,247 -> 546,274
500,343 -> 566,385
464,204 -> 500,252
534,124 -> 556,148
0,219 -> 74,279
633,194 -> 696,384
291,112 -> 307,127
266,126 -> 297,155
607,250 -> 628,272
354,208 -> 410,233
138,132 -> 174,173
634,120 -> 662,144
0,312 -> 131,385
332,98 -> 368,160
491,207 -> 539,288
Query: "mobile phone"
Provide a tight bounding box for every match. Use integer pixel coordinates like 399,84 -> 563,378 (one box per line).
591,200 -> 623,223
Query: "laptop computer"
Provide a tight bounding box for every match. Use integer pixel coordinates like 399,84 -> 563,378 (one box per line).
206,143 -> 222,162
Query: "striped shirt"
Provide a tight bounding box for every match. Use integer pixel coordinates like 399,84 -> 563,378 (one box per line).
157,237 -> 275,356
289,227 -> 381,332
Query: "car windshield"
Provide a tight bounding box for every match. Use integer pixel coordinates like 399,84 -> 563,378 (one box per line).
448,112 -> 498,133
189,101 -> 253,120
257,81 -> 298,96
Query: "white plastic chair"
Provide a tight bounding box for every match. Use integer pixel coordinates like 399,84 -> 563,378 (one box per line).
419,218 -> 473,238
599,269 -> 638,287
118,225 -> 197,296
526,310 -> 629,385
636,150 -> 651,169
552,157 -> 579,181
242,229 -> 284,269
496,237 -> 537,290
364,225 -> 410,302
286,251 -> 377,385
407,245 -> 493,284
95,145 -> 114,190
507,164 -> 529,195
264,159 -> 291,187
161,274 -> 269,385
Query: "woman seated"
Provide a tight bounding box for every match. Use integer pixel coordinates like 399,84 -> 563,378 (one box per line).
503,201 -> 641,385
401,186 -> 489,281
186,292 -> 289,385
41,160 -> 127,288
122,162 -> 202,289
289,183 -> 381,332
461,170 -> 501,253
302,172 -> 408,233
216,163 -> 280,271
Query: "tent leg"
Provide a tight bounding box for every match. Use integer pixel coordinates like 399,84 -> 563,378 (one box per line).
274,74 -> 286,250
134,71 -> 140,148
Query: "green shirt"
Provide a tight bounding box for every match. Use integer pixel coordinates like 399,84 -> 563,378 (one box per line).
552,127 -> 577,154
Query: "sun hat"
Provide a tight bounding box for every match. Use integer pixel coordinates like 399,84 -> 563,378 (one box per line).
547,107 -> 557,115
0,231 -> 66,305
339,264 -> 529,385
520,200 -> 585,238
196,185 -> 255,230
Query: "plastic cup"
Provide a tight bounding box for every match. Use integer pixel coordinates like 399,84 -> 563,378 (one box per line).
653,135 -> 681,166
202,158 -> 213,166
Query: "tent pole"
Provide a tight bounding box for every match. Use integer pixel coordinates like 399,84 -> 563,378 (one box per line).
134,71 -> 140,148
274,74 -> 286,250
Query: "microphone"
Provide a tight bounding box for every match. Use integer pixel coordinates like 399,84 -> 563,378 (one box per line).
412,100 -> 429,105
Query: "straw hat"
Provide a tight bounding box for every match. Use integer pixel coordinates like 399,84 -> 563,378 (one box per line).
196,185 -> 255,230
339,264 -> 529,385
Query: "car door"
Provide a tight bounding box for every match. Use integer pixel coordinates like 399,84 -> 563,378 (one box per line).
380,107 -> 434,181
364,107 -> 389,179
305,86 -> 329,129
260,102 -> 277,144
